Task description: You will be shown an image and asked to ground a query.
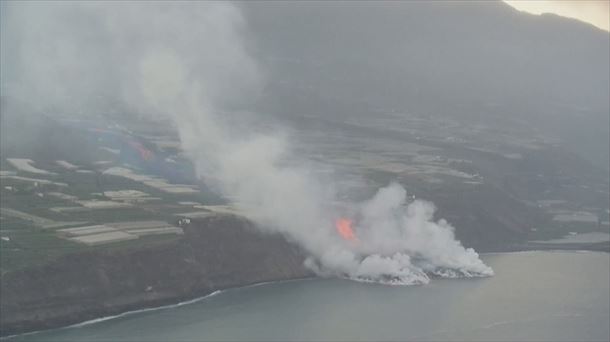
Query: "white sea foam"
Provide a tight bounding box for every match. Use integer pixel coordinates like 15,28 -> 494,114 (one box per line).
69,290 -> 223,329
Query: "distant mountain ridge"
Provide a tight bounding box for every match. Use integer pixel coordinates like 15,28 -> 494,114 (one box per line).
240,0 -> 609,169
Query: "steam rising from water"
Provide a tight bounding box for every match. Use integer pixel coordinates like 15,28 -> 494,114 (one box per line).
1,2 -> 492,285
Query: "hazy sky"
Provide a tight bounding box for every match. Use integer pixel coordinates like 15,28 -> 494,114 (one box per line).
505,0 -> 609,31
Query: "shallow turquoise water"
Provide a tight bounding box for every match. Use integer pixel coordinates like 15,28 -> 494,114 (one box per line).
7,251 -> 610,341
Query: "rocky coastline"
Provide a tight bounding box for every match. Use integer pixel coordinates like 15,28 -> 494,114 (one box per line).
0,215 -> 313,337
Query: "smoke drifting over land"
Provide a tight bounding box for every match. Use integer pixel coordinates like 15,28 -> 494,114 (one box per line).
1,1 -> 492,284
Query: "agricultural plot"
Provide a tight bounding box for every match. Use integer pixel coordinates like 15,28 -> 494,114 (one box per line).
7,158 -> 56,175
103,167 -> 199,194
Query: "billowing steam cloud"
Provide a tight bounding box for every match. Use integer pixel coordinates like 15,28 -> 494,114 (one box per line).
1,1 -> 492,285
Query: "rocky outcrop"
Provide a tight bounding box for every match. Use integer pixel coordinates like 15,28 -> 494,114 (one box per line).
0,215 -> 312,336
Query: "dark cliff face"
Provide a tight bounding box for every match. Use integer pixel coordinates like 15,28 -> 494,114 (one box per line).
0,216 -> 312,336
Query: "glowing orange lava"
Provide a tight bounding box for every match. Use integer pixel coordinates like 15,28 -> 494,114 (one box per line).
128,140 -> 154,161
335,218 -> 357,242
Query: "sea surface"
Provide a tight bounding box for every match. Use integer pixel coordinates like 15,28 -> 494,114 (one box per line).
7,251 -> 610,341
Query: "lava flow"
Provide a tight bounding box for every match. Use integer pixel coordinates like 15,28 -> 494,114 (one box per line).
335,218 -> 357,242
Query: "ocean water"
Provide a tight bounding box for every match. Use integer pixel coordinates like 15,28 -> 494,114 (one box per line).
7,251 -> 610,341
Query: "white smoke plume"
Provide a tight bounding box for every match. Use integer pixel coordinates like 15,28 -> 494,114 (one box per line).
1,1 -> 492,285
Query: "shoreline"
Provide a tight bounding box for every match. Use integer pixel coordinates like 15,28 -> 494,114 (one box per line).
0,217 -> 313,338
478,241 -> 610,254
2,277 -> 314,340
3,244 -> 608,339
68,276 -> 315,329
